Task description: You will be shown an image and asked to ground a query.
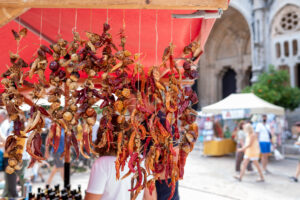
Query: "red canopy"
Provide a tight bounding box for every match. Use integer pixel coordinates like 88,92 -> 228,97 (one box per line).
0,8 -> 216,80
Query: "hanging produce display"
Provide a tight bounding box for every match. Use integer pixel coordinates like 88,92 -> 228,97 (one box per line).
1,21 -> 200,200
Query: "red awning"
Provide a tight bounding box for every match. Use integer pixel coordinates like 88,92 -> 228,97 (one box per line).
0,8 -> 216,81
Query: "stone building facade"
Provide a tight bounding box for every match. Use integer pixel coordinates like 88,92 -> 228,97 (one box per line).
197,0 -> 300,110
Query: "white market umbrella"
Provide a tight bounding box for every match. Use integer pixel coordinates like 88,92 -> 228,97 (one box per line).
202,93 -> 285,116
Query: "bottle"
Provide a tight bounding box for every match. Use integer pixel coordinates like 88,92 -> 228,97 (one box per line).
24,180 -> 32,200
54,184 -> 60,196
29,192 -> 35,200
66,184 -> 71,197
45,184 -> 49,196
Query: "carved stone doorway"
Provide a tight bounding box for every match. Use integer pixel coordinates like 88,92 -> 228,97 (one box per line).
222,68 -> 237,98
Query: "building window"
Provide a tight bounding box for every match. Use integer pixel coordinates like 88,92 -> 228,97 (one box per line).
276,43 -> 281,58
293,40 -> 298,56
280,11 -> 299,31
284,41 -> 289,57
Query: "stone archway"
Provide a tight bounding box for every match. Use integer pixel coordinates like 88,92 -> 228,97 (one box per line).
198,7 -> 252,106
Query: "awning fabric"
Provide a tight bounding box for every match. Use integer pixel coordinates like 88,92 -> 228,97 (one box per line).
0,8 -> 216,80
202,93 -> 285,116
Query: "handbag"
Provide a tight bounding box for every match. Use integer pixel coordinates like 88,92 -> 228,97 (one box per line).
274,149 -> 284,160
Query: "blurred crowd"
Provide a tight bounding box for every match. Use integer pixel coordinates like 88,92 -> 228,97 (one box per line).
233,114 -> 300,183
0,110 -> 98,199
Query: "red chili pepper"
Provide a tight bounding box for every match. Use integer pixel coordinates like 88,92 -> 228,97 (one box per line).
149,76 -> 155,93
53,124 -> 61,153
106,130 -> 111,152
169,143 -> 176,157
168,181 -> 176,200
156,119 -> 170,137
100,100 -> 109,109
136,104 -> 152,115
129,158 -> 143,192
169,55 -> 175,74
153,163 -> 164,173
92,89 -> 105,99
38,106 -> 50,117
128,152 -> 138,173
147,180 -> 155,196
83,129 -> 90,155
48,123 -> 56,147
143,137 -> 152,159
174,111 -> 180,139
190,92 -> 198,105
178,149 -> 188,179
33,134 -> 43,156
178,100 -> 189,115
131,74 -> 137,91
71,130 -> 79,159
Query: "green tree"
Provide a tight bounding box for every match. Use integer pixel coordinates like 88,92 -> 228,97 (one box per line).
242,65 -> 300,111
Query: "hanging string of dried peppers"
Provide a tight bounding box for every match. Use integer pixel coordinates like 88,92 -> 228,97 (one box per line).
1,20 -> 200,200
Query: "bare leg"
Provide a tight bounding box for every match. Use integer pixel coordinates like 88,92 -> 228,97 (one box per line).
240,158 -> 250,180
295,163 -> 300,178
253,160 -> 264,180
57,167 -> 64,181
46,166 -> 57,185
261,154 -> 269,171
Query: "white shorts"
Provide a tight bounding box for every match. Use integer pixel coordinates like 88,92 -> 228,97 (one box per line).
244,155 -> 259,161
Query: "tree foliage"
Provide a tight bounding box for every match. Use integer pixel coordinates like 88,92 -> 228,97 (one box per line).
242,65 -> 300,111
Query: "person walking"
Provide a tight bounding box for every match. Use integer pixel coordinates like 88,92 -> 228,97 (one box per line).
234,123 -> 265,182
255,115 -> 272,173
0,111 -> 19,198
289,134 -> 300,182
45,129 -> 65,185
235,121 -> 253,173
85,120 -> 143,200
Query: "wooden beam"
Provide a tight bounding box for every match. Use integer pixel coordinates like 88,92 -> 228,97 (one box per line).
0,0 -> 228,10
0,7 -> 27,27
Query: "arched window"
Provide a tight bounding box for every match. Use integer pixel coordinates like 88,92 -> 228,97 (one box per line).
272,5 -> 300,73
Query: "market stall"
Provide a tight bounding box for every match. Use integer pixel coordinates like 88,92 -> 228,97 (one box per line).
0,0 -> 229,199
201,93 -> 285,156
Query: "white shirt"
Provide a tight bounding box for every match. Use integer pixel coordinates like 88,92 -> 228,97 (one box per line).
92,121 -> 100,142
0,119 -> 11,139
255,122 -> 271,142
86,156 -> 143,200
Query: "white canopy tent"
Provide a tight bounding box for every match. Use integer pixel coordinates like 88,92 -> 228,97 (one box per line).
202,93 -> 285,116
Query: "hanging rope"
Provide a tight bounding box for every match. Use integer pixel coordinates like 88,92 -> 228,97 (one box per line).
39,9 -> 43,46
74,8 -> 78,31
106,8 -> 109,24
17,16 -> 21,54
189,22 -> 192,43
89,9 -> 93,32
138,9 -> 142,57
155,10 -> 158,66
170,11 -> 173,43
58,8 -> 62,35
137,9 -> 142,92
123,9 -> 126,30
155,10 -> 159,113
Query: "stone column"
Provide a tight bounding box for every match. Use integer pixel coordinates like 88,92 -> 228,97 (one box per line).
251,0 -> 266,82
236,69 -> 244,93
290,65 -> 295,87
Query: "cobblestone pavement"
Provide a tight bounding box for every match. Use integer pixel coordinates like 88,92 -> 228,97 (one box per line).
2,148 -> 298,200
